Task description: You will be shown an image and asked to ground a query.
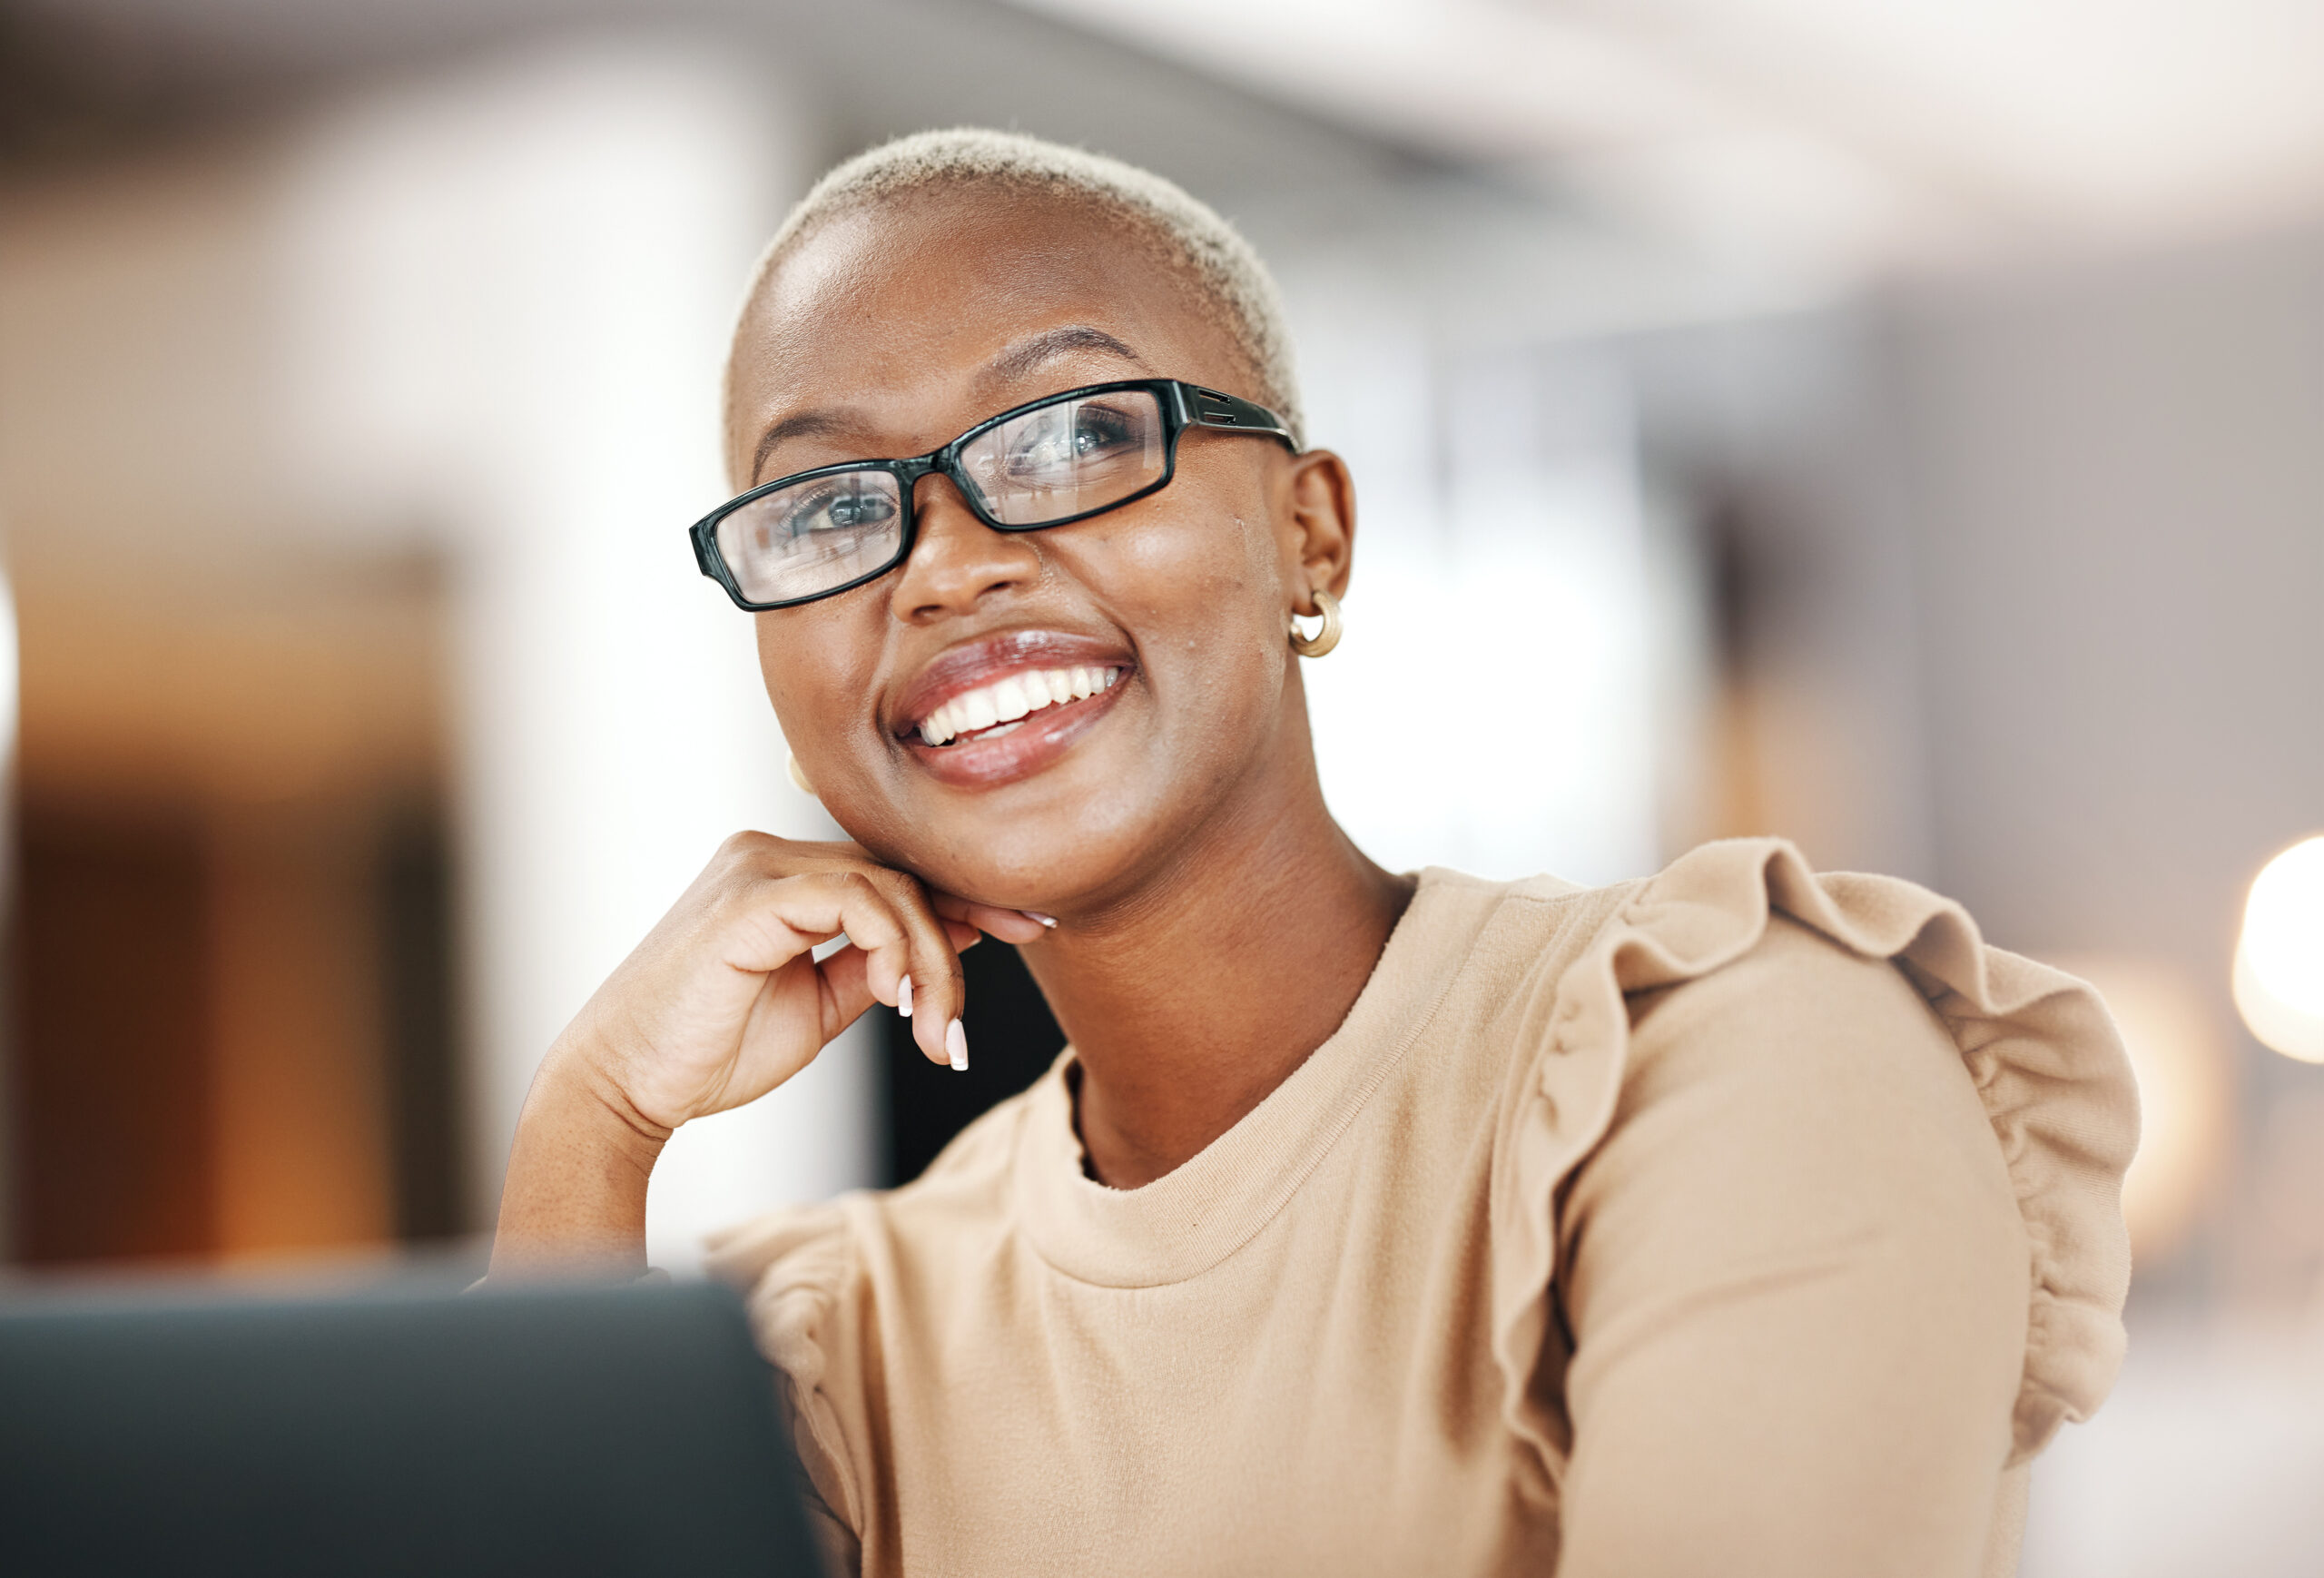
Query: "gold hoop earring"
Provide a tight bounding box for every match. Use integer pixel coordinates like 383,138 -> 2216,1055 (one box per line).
787,752 -> 818,797
1289,588 -> 1343,658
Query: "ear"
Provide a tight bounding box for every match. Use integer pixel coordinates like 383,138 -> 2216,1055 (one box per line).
1277,449 -> 1357,613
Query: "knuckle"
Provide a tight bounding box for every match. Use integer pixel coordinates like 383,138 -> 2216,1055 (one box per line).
832,868 -> 882,902
829,871 -> 901,931
716,828 -> 778,862
716,831 -> 797,884
847,865 -> 930,920
862,864 -> 925,904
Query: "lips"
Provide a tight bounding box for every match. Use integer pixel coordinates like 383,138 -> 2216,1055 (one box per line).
891,627 -> 1136,789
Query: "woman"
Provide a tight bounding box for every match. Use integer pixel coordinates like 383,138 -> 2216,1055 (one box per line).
488,130 -> 2136,1577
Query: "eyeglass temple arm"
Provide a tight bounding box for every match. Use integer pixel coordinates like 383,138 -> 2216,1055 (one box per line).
1177,382 -> 1295,447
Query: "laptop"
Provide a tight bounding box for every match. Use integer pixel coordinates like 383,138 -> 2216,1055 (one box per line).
0,1276 -> 826,1577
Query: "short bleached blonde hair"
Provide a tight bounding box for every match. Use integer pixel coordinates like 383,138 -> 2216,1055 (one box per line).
727,127 -> 1305,449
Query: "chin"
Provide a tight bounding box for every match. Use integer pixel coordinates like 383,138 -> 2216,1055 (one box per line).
862,772 -> 1186,915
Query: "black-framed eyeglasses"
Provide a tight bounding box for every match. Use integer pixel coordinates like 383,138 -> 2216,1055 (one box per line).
690,379 -> 1295,611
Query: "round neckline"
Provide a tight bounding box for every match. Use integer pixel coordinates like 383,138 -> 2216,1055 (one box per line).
1009,868 -> 1508,1288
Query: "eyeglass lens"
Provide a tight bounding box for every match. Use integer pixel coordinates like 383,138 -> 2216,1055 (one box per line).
715,469 -> 909,607
956,389 -> 1167,526
714,388 -> 1170,606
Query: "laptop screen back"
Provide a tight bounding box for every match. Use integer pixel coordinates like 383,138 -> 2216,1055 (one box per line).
0,1278 -> 824,1578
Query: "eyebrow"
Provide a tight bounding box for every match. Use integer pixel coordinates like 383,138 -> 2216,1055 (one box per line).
978,324 -> 1148,387
748,326 -> 1150,483
750,408 -> 865,486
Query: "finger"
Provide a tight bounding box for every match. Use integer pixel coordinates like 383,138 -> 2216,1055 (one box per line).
816,920 -> 979,1031
863,873 -> 972,1069
725,870 -> 916,1016
810,942 -> 881,1036
730,864 -> 970,1070
928,891 -> 1053,945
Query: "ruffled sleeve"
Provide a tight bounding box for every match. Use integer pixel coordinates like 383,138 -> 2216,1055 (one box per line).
704,1200 -> 867,1573
1489,837 -> 2138,1472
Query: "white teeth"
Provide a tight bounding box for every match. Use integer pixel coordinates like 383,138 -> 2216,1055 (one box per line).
913,665 -> 1122,746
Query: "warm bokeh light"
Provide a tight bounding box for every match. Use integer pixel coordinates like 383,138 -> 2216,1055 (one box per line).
2052,956 -> 2232,1263
2233,836 -> 2324,1063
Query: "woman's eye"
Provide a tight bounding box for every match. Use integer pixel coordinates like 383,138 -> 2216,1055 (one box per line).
1009,405 -> 1137,474
1072,408 -> 1135,455
784,486 -> 896,537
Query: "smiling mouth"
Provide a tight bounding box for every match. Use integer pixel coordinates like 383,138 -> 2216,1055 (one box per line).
909,665 -> 1125,747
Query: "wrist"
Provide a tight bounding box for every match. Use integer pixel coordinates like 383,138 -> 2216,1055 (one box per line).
535,1025 -> 675,1159
488,1034 -> 670,1283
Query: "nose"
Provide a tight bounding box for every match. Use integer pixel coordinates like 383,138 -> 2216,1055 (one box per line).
888,473 -> 1043,625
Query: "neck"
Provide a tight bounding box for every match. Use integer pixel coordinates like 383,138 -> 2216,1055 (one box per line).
1020,736 -> 1413,1190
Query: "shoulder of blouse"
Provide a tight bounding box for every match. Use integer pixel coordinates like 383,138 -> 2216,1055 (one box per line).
700,1189 -> 864,1545
700,1073 -> 1039,1556
1482,836 -> 2138,1472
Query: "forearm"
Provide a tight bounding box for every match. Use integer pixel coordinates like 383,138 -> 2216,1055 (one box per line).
484,1041 -> 671,1282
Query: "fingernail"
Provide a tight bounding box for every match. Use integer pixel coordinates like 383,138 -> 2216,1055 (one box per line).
897,974 -> 913,1019
1021,912 -> 1058,929
946,1017 -> 969,1072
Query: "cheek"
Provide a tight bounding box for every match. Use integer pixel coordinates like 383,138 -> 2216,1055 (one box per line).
1073,487 -> 1288,734
754,607 -> 874,755
1089,479 -> 1282,644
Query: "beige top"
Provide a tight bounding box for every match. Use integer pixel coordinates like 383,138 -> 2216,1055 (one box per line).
707,839 -> 2137,1577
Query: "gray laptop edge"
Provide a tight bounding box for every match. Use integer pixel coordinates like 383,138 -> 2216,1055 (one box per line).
0,1277 -> 825,1577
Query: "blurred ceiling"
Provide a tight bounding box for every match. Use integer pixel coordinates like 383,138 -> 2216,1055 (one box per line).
5,0 -> 2322,277
1008,0 -> 2324,270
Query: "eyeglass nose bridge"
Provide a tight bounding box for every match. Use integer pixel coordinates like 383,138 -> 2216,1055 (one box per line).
883,452 -> 1053,610
896,437 -> 1065,537
890,450 -> 988,534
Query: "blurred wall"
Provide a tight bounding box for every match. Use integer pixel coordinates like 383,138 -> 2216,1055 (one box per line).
0,133 -> 452,1263
1581,225 -> 2324,1572
0,34 -> 883,1269
1600,235 -> 2324,1317
271,35 -> 878,1272
1893,226 -> 2324,1315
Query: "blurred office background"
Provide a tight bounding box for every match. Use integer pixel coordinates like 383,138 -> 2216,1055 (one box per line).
1,1 -> 2319,1570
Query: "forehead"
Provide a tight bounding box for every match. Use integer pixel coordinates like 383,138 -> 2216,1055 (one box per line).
727,189 -> 1246,471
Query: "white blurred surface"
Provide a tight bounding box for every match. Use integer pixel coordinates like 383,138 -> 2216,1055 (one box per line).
2024,1326 -> 2324,1577
2235,837 -> 2324,1062
2048,956 -> 2234,1266
1295,283 -> 1667,886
